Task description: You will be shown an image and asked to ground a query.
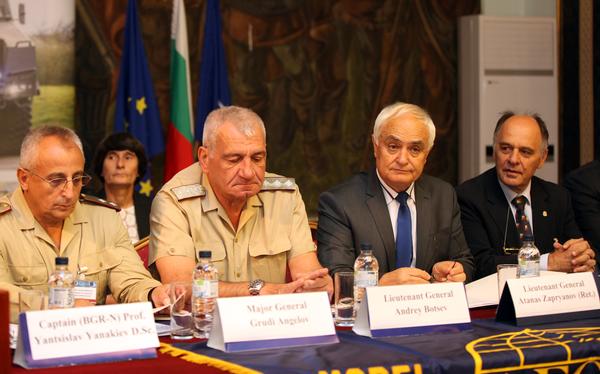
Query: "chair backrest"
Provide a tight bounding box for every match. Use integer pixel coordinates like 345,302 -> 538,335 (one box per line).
133,236 -> 150,268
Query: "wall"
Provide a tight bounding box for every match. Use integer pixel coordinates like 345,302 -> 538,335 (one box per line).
76,0 -> 480,214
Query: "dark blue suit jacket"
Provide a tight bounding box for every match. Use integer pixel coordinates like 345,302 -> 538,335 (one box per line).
456,168 -> 582,280
565,160 -> 600,255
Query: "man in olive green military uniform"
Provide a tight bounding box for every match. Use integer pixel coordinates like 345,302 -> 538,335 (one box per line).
0,126 -> 169,321
150,106 -> 333,297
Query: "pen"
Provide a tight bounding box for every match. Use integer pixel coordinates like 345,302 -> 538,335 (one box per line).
431,261 -> 457,283
446,261 -> 457,281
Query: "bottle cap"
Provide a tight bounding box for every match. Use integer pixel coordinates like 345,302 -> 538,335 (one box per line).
523,234 -> 535,243
55,257 -> 68,265
360,243 -> 373,251
198,250 -> 212,259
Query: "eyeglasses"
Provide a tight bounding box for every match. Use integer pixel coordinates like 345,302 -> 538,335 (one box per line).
24,169 -> 92,190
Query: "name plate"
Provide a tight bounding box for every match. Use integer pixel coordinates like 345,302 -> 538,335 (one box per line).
353,282 -> 471,337
207,291 -> 338,352
14,302 -> 158,369
497,272 -> 600,326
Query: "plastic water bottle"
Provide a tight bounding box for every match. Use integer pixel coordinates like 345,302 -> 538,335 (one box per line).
48,257 -> 74,309
354,243 -> 379,310
517,234 -> 540,278
192,250 -> 219,338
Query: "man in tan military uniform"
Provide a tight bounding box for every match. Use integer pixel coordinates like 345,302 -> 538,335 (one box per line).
150,106 -> 332,297
0,126 -> 169,322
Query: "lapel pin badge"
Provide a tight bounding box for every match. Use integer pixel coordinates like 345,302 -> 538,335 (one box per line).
542,210 -> 548,217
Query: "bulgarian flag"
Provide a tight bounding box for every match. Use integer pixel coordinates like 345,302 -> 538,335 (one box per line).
164,0 -> 194,182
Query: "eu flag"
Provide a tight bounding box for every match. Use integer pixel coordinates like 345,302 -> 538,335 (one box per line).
114,0 -> 164,197
195,0 -> 232,143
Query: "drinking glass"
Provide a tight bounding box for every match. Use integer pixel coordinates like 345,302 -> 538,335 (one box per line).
169,282 -> 193,340
334,272 -> 355,326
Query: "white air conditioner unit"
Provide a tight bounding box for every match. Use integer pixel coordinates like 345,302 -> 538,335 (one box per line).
458,15 -> 558,183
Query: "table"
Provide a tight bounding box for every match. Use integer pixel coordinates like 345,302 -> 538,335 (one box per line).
11,310 -> 600,373
11,336 -> 224,374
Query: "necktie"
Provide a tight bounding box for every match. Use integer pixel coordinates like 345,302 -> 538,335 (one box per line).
511,195 -> 533,244
395,192 -> 412,268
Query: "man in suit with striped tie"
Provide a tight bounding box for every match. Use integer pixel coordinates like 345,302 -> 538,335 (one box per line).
456,112 -> 596,280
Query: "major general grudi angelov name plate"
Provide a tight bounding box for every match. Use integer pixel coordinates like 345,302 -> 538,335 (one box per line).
207,291 -> 337,352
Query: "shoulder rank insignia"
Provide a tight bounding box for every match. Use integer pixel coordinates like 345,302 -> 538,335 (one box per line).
171,184 -> 206,201
261,177 -> 296,191
0,200 -> 11,215
79,194 -> 120,211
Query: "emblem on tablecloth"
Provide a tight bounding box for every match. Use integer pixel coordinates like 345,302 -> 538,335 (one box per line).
466,327 -> 600,373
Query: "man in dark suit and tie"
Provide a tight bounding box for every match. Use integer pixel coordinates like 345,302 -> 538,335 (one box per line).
317,102 -> 474,285
565,160 -> 600,255
456,112 -> 596,280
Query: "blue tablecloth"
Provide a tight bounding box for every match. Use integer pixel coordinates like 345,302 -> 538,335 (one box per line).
170,318 -> 600,373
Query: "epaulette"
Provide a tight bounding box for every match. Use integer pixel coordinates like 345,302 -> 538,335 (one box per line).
0,197 -> 11,216
261,177 -> 296,191
79,194 -> 120,212
171,184 -> 206,201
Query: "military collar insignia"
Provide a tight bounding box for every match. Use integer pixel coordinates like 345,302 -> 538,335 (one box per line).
171,184 -> 206,201
261,177 -> 296,191
79,193 -> 121,211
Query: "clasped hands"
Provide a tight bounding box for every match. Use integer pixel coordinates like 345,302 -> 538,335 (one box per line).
379,261 -> 466,285
549,238 -> 596,273
263,268 -> 333,297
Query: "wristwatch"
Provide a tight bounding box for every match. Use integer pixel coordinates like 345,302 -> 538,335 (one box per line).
248,279 -> 265,296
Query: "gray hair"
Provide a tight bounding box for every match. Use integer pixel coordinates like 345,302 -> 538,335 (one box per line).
202,106 -> 266,148
493,111 -> 549,152
20,125 -> 84,169
372,102 -> 436,150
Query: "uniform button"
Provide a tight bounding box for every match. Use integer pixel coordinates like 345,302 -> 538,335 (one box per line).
99,262 -> 103,267
168,248 -> 175,255
236,272 -> 241,278
21,276 -> 28,282
234,238 -> 238,243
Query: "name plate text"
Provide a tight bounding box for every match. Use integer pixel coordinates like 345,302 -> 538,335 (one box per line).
497,272 -> 600,325
207,292 -> 337,352
354,282 -> 471,337
14,302 -> 158,368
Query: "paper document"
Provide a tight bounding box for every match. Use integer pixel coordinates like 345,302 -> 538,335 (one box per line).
465,270 -> 564,308
155,323 -> 171,337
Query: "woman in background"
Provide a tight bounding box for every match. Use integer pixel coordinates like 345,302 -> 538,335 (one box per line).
93,132 -> 151,243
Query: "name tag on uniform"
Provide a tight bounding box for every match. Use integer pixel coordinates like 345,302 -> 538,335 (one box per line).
74,280 -> 97,304
13,302 -> 158,369
497,272 -> 600,326
207,292 -> 337,352
353,282 -> 471,337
